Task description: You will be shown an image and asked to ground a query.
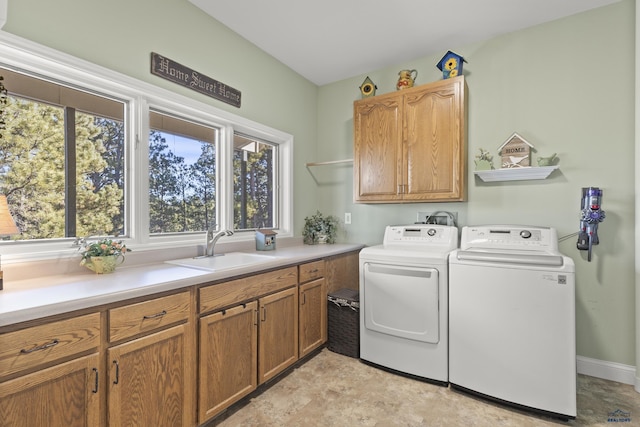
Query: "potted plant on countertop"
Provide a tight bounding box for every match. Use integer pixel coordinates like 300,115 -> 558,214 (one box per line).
303,211 -> 339,245
79,237 -> 132,274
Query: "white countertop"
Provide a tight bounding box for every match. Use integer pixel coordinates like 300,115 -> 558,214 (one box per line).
0,243 -> 363,327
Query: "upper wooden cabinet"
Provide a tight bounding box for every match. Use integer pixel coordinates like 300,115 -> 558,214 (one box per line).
353,76 -> 467,203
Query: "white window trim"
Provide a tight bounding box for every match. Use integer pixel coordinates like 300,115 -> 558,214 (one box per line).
0,30 -> 293,262
0,0 -> 6,30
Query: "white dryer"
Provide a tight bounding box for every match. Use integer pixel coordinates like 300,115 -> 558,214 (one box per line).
359,224 -> 458,384
449,225 -> 576,419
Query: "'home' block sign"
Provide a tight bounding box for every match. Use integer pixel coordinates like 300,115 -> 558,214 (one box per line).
498,133 -> 534,168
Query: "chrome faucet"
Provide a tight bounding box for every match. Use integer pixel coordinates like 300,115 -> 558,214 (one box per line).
205,228 -> 233,257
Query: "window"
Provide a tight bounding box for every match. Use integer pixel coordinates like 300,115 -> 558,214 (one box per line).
0,68 -> 125,240
149,111 -> 218,234
233,133 -> 277,230
0,34 -> 293,259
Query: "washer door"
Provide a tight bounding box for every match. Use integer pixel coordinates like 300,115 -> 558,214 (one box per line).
362,262 -> 439,343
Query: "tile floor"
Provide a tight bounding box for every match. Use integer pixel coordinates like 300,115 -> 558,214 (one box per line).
209,348 -> 640,427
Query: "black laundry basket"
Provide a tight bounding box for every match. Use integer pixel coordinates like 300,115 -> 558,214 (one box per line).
327,288 -> 360,358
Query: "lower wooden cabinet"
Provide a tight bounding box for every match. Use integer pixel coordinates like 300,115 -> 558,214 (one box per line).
198,285 -> 298,425
0,353 -> 100,427
299,278 -> 327,357
107,323 -> 192,427
258,287 -> 299,384
198,301 -> 258,423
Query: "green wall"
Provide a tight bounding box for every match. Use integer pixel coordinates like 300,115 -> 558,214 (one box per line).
3,0 -> 320,238
317,1 -> 636,366
4,0 -> 637,366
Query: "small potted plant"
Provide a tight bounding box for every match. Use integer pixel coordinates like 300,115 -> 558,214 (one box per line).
303,211 -> 339,245
474,148 -> 494,171
79,237 -> 131,273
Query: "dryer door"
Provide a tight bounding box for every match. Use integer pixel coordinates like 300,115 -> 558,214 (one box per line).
362,262 -> 439,343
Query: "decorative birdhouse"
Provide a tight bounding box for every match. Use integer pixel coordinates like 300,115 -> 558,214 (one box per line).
255,229 -> 277,251
436,51 -> 467,79
497,133 -> 534,168
359,76 -> 377,98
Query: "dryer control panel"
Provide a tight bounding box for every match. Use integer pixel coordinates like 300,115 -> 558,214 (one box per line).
383,224 -> 458,250
461,225 -> 559,253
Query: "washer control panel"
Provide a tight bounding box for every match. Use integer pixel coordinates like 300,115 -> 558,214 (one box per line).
383,225 -> 458,250
461,225 -> 558,253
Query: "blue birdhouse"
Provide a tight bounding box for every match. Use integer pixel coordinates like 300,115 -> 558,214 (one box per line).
255,229 -> 277,251
436,51 -> 467,79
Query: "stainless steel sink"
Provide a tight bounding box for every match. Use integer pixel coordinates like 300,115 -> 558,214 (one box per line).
165,252 -> 279,272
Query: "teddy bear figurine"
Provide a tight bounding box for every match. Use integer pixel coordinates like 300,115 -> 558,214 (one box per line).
396,69 -> 417,90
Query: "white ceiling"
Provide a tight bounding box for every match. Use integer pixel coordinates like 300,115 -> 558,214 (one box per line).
189,0 -> 621,86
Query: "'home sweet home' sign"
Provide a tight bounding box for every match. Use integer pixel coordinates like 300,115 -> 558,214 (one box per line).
151,52 -> 241,108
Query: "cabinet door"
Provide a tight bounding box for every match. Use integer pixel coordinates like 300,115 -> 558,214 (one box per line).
107,324 -> 190,427
403,77 -> 466,201
353,96 -> 403,202
0,354 -> 100,427
198,301 -> 258,424
258,287 -> 299,384
299,278 -> 327,357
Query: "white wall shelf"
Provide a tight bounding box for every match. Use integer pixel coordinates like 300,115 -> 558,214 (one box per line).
305,159 -> 353,167
474,166 -> 559,182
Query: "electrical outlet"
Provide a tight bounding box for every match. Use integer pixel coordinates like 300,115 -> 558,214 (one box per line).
345,212 -> 351,224
416,211 -> 457,226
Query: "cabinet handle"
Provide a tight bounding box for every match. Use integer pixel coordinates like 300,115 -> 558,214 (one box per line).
253,308 -> 258,326
261,306 -> 266,322
92,368 -> 99,393
20,339 -> 59,354
310,268 -> 319,273
112,360 -> 119,385
301,292 -> 306,305
143,310 -> 167,319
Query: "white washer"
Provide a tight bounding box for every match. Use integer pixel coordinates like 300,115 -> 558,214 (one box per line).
449,225 -> 576,419
359,224 -> 458,384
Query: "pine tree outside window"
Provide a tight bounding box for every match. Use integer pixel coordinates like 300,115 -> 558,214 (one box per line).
233,133 -> 277,231
149,111 -> 218,234
0,68 -> 126,240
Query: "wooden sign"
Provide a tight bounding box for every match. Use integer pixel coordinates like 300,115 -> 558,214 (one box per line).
150,52 -> 241,108
498,132 -> 534,168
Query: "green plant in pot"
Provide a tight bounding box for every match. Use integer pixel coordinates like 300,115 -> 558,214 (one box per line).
79,238 -> 132,273
303,211 -> 339,245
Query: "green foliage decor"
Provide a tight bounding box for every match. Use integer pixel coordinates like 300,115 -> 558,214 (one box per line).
303,211 -> 339,244
79,238 -> 131,264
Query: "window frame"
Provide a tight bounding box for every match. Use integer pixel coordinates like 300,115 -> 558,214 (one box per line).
0,32 -> 293,261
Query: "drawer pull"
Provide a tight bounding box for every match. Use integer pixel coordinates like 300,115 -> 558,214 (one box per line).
92,368 -> 99,393
143,310 -> 167,320
20,339 -> 59,354
310,269 -> 319,273
112,360 -> 120,384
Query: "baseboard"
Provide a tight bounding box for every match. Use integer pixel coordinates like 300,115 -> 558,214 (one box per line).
577,355 -> 636,386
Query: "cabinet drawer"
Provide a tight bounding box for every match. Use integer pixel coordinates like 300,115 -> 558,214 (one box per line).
0,312 -> 100,378
109,291 -> 190,342
299,260 -> 325,283
200,267 -> 298,314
